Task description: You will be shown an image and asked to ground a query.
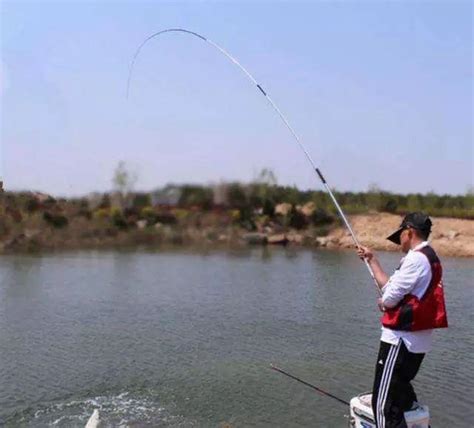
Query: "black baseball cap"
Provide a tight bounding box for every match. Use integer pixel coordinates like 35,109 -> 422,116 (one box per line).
387,212 -> 432,245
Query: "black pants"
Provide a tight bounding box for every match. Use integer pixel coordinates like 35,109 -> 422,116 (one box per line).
372,340 -> 425,428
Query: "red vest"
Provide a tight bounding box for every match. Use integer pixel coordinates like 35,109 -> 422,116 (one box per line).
381,246 -> 448,331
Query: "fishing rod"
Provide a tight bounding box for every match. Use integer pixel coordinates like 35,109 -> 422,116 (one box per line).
270,364 -> 349,406
127,28 -> 381,296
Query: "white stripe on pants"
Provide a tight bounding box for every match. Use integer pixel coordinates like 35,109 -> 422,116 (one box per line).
376,341 -> 401,428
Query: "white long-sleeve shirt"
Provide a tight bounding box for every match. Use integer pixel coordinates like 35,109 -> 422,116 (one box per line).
380,241 -> 434,353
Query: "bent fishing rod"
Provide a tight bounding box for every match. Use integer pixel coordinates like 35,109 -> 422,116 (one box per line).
127,28 -> 381,296
270,364 -> 349,406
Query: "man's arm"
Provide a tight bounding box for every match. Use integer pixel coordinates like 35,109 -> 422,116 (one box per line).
357,246 -> 389,289
381,253 -> 429,308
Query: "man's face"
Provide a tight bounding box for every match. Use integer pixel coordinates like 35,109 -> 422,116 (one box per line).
400,228 -> 412,253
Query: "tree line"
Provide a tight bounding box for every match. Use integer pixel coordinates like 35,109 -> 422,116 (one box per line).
127,183 -> 474,219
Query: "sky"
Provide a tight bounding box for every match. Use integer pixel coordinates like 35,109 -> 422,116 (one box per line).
1,0 -> 472,196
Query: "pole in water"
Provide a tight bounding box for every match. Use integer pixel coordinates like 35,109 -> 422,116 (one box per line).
127,28 -> 381,296
270,364 -> 349,406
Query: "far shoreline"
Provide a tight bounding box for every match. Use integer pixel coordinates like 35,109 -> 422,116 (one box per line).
1,212 -> 472,258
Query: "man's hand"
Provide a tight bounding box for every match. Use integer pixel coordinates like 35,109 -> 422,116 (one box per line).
357,245 -> 374,262
357,245 -> 389,289
377,298 -> 386,312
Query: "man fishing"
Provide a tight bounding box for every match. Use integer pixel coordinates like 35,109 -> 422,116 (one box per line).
357,212 -> 448,428
130,29 -> 448,425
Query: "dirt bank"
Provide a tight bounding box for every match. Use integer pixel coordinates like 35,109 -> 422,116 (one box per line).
320,212 -> 473,258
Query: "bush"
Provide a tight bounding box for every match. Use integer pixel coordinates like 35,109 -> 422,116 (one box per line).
288,206 -> 307,230
229,209 -> 240,222
93,208 -> 111,219
311,208 -> 334,226
227,183 -> 248,209
110,207 -> 122,217
123,207 -> 139,218
155,213 -> 177,225
111,211 -> 128,230
262,198 -> 275,217
382,198 -> 398,213
238,206 -> 256,231
0,219 -> 10,238
99,194 -> 111,209
179,185 -> 213,209
43,212 -> 68,228
172,208 -> 190,221
24,198 -> 41,213
139,206 -> 165,226
133,193 -> 151,209
77,208 -> 92,220
141,206 -> 155,217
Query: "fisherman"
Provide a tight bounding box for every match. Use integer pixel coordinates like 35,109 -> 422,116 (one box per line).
357,212 -> 448,428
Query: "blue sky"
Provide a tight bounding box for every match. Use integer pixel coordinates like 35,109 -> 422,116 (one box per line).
1,0 -> 472,196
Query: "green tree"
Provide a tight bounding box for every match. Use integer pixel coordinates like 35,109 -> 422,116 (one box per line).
112,161 -> 138,197
227,183 -> 248,208
288,205 -> 307,230
179,185 -> 213,209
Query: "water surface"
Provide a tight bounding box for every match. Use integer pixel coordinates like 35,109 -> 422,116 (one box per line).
0,248 -> 472,427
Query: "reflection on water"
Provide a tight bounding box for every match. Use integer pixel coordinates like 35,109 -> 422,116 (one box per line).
0,248 -> 472,427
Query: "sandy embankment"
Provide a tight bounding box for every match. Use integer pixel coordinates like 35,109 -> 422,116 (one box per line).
319,213 -> 474,258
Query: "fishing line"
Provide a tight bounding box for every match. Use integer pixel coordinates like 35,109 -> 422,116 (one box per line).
270,364 -> 350,406
127,28 -> 381,296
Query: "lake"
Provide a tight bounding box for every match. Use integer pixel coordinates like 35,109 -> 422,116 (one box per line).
0,248 -> 472,427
